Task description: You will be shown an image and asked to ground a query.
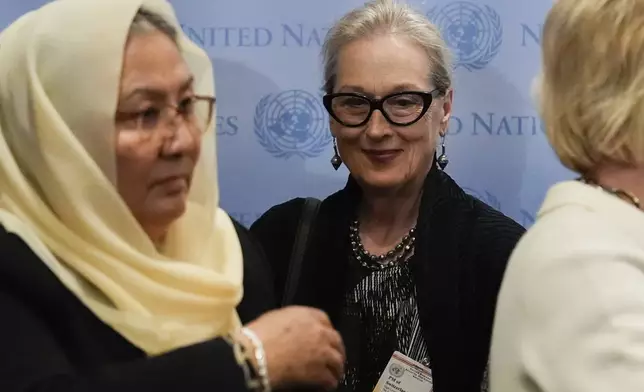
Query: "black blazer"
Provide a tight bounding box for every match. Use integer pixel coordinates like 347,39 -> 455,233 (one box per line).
0,219 -> 276,392
250,165 -> 526,392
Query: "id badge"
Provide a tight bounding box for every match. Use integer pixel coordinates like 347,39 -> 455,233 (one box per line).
373,351 -> 433,392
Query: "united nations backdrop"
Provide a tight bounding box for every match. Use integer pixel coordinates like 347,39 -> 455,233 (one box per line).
1,0 -> 569,228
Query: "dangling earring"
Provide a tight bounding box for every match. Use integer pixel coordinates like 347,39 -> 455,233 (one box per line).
330,137 -> 343,170
437,134 -> 449,170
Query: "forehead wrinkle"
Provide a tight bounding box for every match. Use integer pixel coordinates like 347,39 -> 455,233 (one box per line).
334,36 -> 431,96
119,32 -> 192,101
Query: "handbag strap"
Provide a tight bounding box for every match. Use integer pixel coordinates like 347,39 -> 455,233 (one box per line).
281,197 -> 321,306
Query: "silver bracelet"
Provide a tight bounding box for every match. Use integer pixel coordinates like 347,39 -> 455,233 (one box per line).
241,327 -> 271,392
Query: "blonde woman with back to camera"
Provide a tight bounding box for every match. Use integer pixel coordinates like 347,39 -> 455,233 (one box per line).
0,0 -> 345,391
490,0 -> 644,391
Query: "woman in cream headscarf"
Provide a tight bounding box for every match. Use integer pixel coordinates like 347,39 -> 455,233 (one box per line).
0,0 -> 345,391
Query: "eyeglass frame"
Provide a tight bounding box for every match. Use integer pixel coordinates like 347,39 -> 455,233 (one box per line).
115,95 -> 216,134
322,88 -> 442,128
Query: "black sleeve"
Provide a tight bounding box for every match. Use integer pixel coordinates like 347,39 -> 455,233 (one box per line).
249,199 -> 305,304
470,202 -> 526,366
231,217 -> 278,322
474,203 -> 525,299
0,289 -> 250,392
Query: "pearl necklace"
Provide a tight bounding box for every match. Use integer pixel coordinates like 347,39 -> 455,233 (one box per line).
349,220 -> 416,270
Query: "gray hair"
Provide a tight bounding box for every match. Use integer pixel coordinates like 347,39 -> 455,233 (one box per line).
322,0 -> 452,94
129,8 -> 178,43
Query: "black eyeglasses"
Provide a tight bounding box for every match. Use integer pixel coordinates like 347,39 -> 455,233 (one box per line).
322,89 -> 441,127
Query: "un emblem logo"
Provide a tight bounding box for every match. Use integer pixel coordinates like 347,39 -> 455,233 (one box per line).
463,187 -> 501,211
389,362 -> 405,378
428,2 -> 503,71
254,90 -> 332,159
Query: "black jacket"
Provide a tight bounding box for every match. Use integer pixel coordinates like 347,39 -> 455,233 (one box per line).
0,219 -> 276,392
251,165 -> 526,392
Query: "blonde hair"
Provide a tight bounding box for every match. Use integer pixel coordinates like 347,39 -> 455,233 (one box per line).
538,0 -> 644,174
322,0 -> 452,94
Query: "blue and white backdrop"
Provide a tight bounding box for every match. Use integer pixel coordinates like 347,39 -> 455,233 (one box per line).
1,0 -> 569,228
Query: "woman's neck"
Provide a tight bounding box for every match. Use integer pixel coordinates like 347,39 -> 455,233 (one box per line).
145,226 -> 167,250
591,164 -> 644,208
357,173 -> 425,253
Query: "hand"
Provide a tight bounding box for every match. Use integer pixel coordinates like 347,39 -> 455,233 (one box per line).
241,306 -> 346,390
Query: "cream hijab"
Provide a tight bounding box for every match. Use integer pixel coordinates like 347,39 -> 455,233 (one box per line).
0,0 -> 244,356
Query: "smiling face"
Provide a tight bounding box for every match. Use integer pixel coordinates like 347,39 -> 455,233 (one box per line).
115,30 -> 201,242
330,34 -> 452,191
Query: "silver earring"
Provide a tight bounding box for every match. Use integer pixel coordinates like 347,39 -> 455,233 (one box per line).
437,134 -> 449,170
330,137 -> 342,170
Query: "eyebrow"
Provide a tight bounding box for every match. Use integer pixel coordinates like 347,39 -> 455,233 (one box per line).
336,83 -> 429,97
121,75 -> 195,101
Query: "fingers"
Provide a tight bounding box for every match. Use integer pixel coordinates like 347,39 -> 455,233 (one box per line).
308,307 -> 332,327
324,347 -> 345,383
258,305 -> 345,390
324,328 -> 345,358
320,329 -> 345,390
319,367 -> 342,391
282,305 -> 332,327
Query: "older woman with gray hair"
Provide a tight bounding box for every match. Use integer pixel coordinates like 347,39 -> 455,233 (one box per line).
251,0 -> 525,391
0,1 -> 346,391
490,1 -> 644,391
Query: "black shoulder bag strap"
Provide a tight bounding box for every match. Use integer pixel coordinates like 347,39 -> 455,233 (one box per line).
281,197 -> 321,306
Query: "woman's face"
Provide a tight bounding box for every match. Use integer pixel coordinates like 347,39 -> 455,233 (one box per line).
115,30 -> 200,241
330,34 -> 452,191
